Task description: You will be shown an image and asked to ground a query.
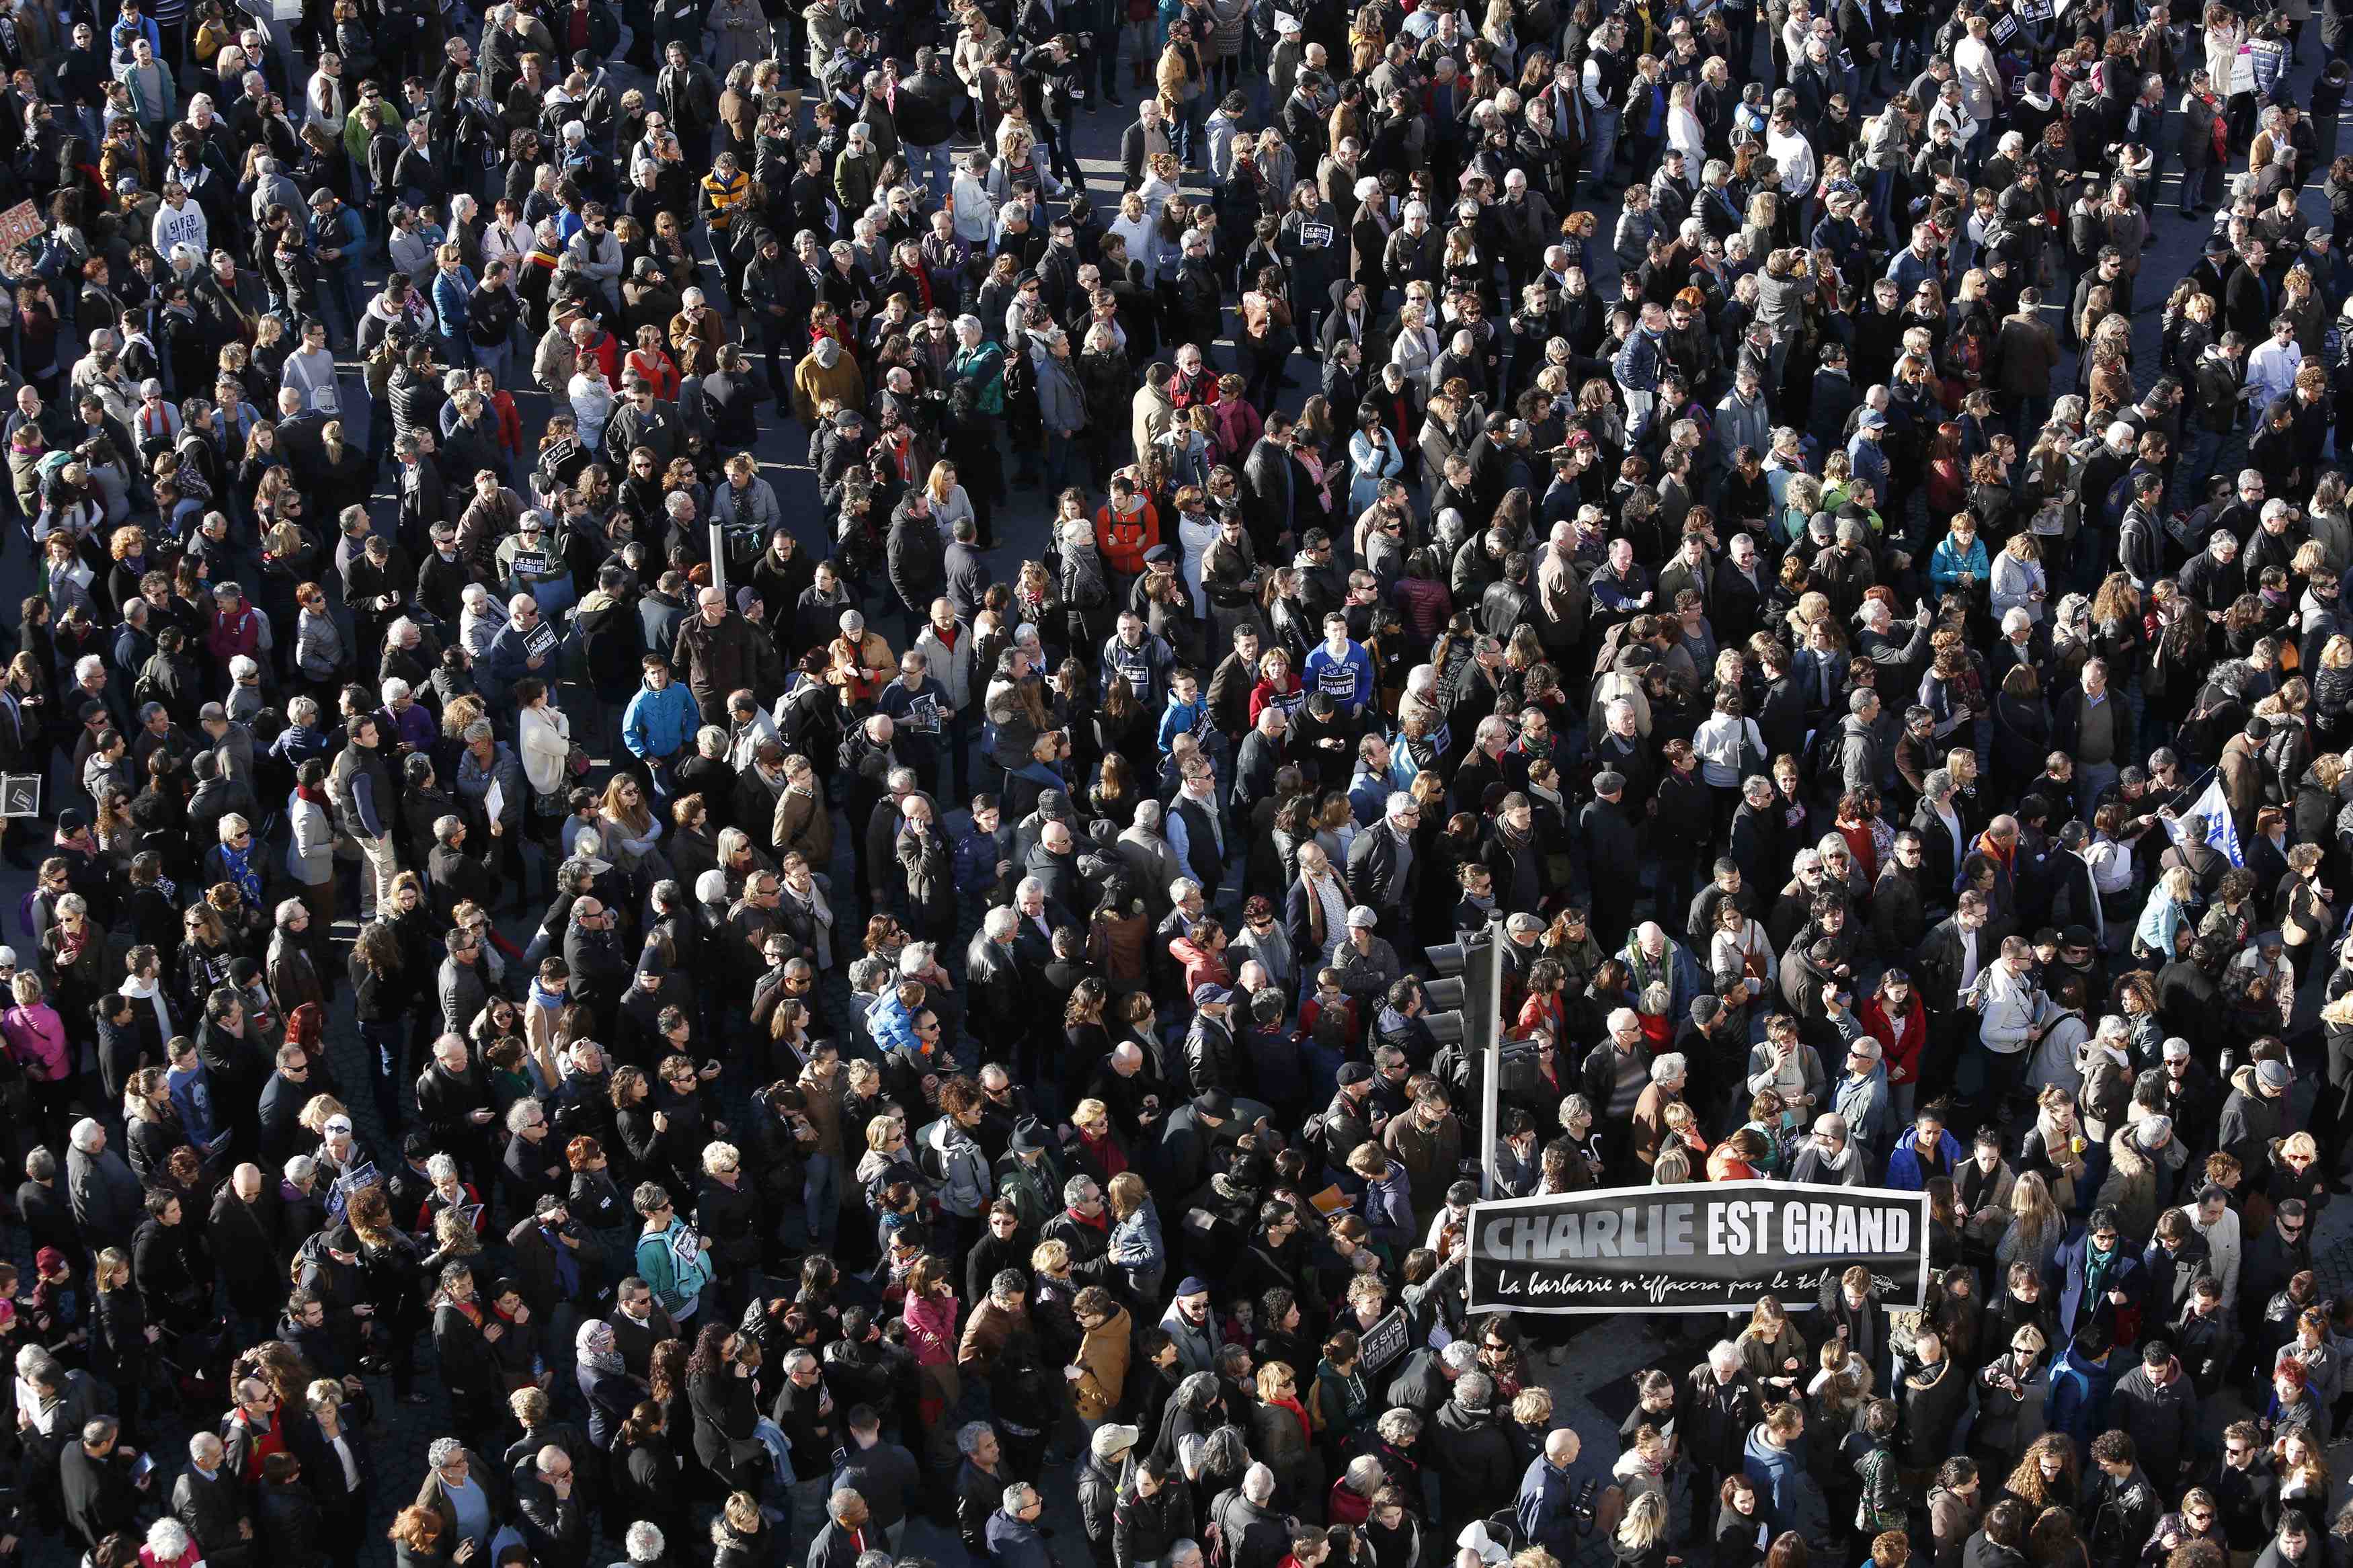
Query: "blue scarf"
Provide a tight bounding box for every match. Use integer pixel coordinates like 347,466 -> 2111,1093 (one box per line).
220,839 -> 264,909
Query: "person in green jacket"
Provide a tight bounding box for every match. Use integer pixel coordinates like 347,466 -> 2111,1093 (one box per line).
631,1180 -> 715,1323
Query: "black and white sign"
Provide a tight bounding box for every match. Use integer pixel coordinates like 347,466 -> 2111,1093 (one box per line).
524,619 -> 561,657
1357,1308 -> 1410,1374
1466,1180 -> 1931,1315
0,774 -> 38,817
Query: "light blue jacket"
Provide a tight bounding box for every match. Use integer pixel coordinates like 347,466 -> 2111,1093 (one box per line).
622,677 -> 699,761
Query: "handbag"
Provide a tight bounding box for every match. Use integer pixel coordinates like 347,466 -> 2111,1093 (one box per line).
565,744 -> 592,778
1732,718 -> 1766,782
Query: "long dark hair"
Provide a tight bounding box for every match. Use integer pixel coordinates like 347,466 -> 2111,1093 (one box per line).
684,1321 -> 733,1380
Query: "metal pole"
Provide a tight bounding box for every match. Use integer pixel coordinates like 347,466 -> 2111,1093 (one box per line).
710,520 -> 729,600
1480,1028 -> 1501,1199
1476,930 -> 1502,1199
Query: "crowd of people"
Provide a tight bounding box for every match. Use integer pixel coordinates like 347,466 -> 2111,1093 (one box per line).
6,0 -> 2353,1561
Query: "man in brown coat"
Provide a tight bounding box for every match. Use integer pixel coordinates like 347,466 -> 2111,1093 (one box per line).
957,1271 -> 1031,1380
672,585 -> 768,725
772,754 -> 834,864
1993,291 -> 2061,432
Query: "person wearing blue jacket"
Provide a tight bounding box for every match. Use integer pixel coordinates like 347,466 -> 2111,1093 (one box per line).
1518,1429 -> 1614,1560
2044,1325 -> 2121,1450
1301,614 -> 1375,716
1882,1108 -> 1964,1190
1741,1406 -> 1829,1544
2052,1208 -> 2145,1346
622,653 -> 699,796
430,247 -> 477,368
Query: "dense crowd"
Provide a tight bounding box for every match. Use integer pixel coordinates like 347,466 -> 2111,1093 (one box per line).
9,0 -> 2353,1561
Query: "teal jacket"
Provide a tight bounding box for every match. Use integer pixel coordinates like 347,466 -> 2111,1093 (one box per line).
634,1223 -> 715,1317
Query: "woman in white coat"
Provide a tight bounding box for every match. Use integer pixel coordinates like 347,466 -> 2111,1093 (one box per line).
516,677 -> 573,903
284,755 -> 340,930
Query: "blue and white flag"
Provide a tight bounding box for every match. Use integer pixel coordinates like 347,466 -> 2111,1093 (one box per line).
2163,776 -> 2245,868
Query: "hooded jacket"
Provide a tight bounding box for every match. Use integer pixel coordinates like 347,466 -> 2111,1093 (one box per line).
1742,1423 -> 1827,1544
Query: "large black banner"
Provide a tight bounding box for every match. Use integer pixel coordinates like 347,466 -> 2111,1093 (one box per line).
1466,1180 -> 1932,1315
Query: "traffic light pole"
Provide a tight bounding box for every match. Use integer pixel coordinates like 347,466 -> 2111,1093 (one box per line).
1466,929 -> 1505,1199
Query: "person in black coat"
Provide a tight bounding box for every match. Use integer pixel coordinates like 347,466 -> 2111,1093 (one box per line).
514,1445 -> 590,1568
58,1418 -> 144,1555
432,1263 -> 507,1446
17,1153 -> 81,1270
132,1188 -> 212,1331
690,1334 -> 770,1493
257,1450 -> 325,1567
696,1151 -> 766,1323
286,1391 -> 372,1568
89,1262 -> 151,1446
500,1100 -> 570,1217
606,1399 -> 685,1544
172,1431 -> 255,1568
1577,774 -> 1642,946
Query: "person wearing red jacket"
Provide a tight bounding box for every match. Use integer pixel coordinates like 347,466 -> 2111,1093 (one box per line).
1095,474 -> 1160,578
1861,966 -> 1929,1128
206,582 -> 261,666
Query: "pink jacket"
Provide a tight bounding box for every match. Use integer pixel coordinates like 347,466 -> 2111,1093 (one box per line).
1,1003 -> 67,1081
903,1289 -> 961,1367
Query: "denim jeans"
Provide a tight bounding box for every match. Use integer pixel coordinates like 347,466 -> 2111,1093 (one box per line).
476,338 -> 512,393
2180,427 -> 2225,500
361,1017 -> 406,1132
803,1151 -> 840,1251
906,140 -> 953,196
1586,106 -> 1621,191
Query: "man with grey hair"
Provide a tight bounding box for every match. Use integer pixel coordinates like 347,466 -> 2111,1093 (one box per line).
1790,1112 -> 1869,1186
67,1116 -> 141,1243
1346,790 -> 1421,940
990,1482 -> 1050,1568
1209,1463 -> 1290,1568
1682,1343 -> 1765,1510
171,1429 -> 251,1568
1113,799 -> 1185,921
515,1444 -> 585,1566
1833,1034 -> 1890,1152
61,1413 -> 140,1551
1429,1368 -> 1518,1522
954,1421 -> 1006,1557
420,1440 -> 499,1561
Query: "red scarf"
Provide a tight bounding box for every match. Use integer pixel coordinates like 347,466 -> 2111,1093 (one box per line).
1081,1129 -> 1127,1180
1065,1204 -> 1109,1233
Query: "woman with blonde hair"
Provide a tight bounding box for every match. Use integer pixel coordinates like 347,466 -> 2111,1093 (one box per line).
2134,863 -> 2198,965
711,1487 -> 772,1563
596,773 -> 663,872
925,460 -> 975,540
1995,1170 -> 2067,1277
1105,1169 -> 1164,1301
2005,1432 -> 2079,1513
1613,1488 -> 1673,1568
1252,1359 -> 1326,1505
1737,1295 -> 1808,1397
